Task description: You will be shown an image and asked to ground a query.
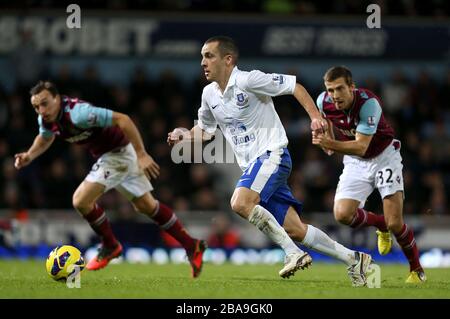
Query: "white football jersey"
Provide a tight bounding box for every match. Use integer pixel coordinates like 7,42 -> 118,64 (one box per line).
197,66 -> 296,170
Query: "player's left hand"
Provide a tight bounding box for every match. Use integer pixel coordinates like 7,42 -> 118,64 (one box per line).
312,129 -> 334,155
137,153 -> 160,180
312,131 -> 328,147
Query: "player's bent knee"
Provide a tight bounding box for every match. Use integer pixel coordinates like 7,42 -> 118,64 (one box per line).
230,199 -> 254,218
386,218 -> 403,233
333,207 -> 354,225
72,195 -> 93,214
230,199 -> 246,215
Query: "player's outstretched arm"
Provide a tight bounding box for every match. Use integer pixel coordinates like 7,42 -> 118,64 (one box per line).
312,131 -> 372,157
293,83 -> 327,133
14,134 -> 55,169
167,125 -> 214,146
112,111 -> 160,179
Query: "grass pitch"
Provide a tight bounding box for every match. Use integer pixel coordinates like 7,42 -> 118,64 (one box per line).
0,260 -> 449,299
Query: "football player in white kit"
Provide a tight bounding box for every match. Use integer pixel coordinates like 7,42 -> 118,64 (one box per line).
168,36 -> 372,286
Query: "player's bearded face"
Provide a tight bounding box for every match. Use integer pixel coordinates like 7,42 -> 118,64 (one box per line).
325,78 -> 355,110
31,90 -> 61,122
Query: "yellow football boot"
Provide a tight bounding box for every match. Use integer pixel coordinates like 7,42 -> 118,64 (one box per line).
376,230 -> 392,255
405,270 -> 427,284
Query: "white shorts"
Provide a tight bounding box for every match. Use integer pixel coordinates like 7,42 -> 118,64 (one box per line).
334,139 -> 404,208
85,143 -> 153,200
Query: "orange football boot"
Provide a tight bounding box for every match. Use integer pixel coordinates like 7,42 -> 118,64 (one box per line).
187,240 -> 207,278
86,243 -> 123,271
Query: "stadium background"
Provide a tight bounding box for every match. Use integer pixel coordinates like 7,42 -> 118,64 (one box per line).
0,1 -> 449,268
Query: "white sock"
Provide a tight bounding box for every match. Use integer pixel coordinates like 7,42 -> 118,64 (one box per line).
301,224 -> 356,266
248,205 -> 303,256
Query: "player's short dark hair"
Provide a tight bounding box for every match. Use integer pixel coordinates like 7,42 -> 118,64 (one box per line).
29,81 -> 59,97
323,66 -> 354,86
205,36 -> 239,64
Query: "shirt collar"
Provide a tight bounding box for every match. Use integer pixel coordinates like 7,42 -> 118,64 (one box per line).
214,66 -> 239,94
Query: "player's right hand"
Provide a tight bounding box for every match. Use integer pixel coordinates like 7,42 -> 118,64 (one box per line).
137,152 -> 160,180
167,127 -> 190,146
311,117 -> 328,135
14,152 -> 31,169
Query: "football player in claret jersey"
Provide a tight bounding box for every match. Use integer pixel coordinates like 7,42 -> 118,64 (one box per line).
313,66 -> 425,283
14,81 -> 206,277
168,36 -> 373,286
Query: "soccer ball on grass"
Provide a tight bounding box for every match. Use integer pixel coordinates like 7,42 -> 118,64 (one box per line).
46,245 -> 85,281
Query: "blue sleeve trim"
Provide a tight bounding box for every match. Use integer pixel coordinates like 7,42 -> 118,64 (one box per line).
70,103 -> 113,128
38,116 -> 54,138
316,91 -> 326,114
356,98 -> 382,135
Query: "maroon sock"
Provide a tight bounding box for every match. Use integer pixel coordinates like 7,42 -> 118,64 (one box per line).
84,204 -> 118,248
394,224 -> 422,272
152,201 -> 196,251
349,208 -> 387,231
0,220 -> 11,230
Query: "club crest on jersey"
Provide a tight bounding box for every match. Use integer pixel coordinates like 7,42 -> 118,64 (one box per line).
367,116 -> 375,127
236,92 -> 249,107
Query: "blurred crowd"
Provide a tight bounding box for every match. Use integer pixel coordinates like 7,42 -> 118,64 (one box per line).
3,0 -> 449,17
0,60 -> 449,223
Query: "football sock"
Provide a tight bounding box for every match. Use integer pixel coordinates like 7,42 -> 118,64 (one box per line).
151,201 -> 196,251
301,224 -> 355,266
349,208 -> 388,231
248,205 -> 303,256
84,204 -> 118,248
394,224 -> 423,272
0,220 -> 11,230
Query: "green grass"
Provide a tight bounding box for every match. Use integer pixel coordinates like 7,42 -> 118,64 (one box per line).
0,260 -> 449,298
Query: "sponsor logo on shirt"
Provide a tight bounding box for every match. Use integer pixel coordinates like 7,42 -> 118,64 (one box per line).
227,119 -> 247,135
65,131 -> 93,143
338,128 -> 357,137
226,120 -> 255,146
232,134 -> 256,146
367,116 -> 375,127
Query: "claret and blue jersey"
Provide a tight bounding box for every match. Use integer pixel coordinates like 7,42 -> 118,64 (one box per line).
38,96 -> 129,158
317,88 -> 395,158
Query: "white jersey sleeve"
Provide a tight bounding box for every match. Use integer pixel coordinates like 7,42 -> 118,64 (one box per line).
237,70 -> 296,97
197,88 -> 218,134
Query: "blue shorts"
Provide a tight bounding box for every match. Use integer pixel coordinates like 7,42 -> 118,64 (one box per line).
236,148 -> 303,226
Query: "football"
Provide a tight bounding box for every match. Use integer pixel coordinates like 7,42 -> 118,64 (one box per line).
45,245 -> 86,281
